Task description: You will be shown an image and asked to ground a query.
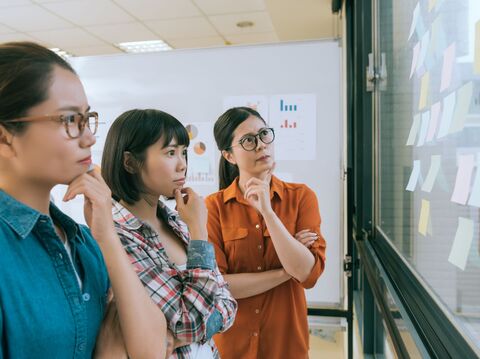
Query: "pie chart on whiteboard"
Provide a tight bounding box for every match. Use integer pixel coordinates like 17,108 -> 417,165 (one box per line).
194,142 -> 206,155
186,124 -> 198,140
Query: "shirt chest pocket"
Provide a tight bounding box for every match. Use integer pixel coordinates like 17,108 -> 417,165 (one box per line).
221,227 -> 249,272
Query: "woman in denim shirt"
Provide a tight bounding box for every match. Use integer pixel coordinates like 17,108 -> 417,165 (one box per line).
0,42 -> 167,359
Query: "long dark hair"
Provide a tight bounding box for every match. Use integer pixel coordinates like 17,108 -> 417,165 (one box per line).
101,109 -> 189,205
0,42 -> 76,133
213,107 -> 267,190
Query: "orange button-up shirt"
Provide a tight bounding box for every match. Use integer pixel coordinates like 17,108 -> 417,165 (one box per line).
205,175 -> 326,359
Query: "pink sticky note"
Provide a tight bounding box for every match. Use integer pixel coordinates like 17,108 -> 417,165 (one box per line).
440,43 -> 456,92
451,154 -> 475,205
410,42 -> 421,79
426,101 -> 441,142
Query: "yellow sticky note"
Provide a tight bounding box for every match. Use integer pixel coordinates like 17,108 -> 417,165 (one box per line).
419,72 -> 430,110
428,0 -> 437,11
418,199 -> 430,236
475,21 -> 480,74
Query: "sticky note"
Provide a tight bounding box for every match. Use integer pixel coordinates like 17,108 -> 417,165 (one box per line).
451,154 -> 475,205
426,101 -> 441,142
417,111 -> 430,147
467,153 -> 480,207
419,72 -> 429,110
449,81 -> 473,134
418,199 -> 430,236
406,114 -> 421,145
440,43 -> 456,92
437,91 -> 456,138
406,160 -> 421,191
448,217 -> 474,271
408,4 -> 421,40
417,31 -> 431,74
410,42 -> 421,78
475,20 -> 480,74
422,155 -> 441,192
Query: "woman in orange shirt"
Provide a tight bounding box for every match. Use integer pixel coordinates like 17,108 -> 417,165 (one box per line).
205,107 -> 327,359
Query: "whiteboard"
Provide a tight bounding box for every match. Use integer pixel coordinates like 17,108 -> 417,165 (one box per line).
54,40 -> 343,306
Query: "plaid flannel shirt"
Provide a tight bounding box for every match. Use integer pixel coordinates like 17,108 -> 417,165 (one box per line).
112,199 -> 237,359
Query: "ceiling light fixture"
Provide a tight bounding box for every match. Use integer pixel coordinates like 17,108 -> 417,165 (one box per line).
116,40 -> 172,53
236,21 -> 254,28
50,47 -> 73,59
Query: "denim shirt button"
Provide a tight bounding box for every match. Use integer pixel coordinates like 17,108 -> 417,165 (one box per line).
82,293 -> 91,302
78,343 -> 86,351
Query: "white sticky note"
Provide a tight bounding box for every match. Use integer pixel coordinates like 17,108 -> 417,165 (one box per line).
475,20 -> 480,74
419,72 -> 430,110
406,160 -> 421,191
417,31 -> 431,74
449,81 -> 473,134
437,91 -> 456,138
448,217 -> 474,271
406,114 -> 421,145
426,101 -> 441,142
418,199 -> 430,236
410,42 -> 421,78
408,4 -> 421,40
422,155 -> 442,192
451,154 -> 475,205
440,43 -> 456,92
417,111 -> 430,147
467,153 -> 480,207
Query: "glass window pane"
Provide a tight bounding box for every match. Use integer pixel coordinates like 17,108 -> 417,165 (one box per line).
378,0 -> 480,351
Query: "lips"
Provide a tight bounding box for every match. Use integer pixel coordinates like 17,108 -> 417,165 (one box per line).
173,178 -> 186,184
78,156 -> 92,165
256,155 -> 270,161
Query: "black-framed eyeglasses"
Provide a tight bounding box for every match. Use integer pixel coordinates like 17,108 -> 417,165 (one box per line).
3,112 -> 99,139
226,127 -> 275,152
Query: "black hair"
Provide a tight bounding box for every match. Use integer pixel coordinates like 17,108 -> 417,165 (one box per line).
213,107 -> 266,190
0,41 -> 76,133
101,109 -> 189,204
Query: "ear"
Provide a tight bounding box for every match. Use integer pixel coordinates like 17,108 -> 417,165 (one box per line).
123,151 -> 137,174
0,125 -> 16,158
222,149 -> 237,166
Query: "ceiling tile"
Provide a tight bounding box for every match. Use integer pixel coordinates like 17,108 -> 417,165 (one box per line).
114,0 -> 201,20
0,5 -> 74,31
86,22 -> 158,43
209,11 -> 274,35
0,33 -> 39,43
145,17 -> 218,39
64,44 -> 122,56
42,0 -> 135,26
29,28 -> 106,48
193,0 -> 266,15
168,36 -> 225,49
225,31 -> 278,45
0,0 -> 32,7
0,24 -> 16,35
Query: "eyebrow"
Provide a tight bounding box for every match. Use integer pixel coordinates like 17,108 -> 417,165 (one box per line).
57,105 -> 91,112
240,127 -> 268,138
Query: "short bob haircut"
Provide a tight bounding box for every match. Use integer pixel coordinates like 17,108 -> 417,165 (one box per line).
101,109 -> 189,204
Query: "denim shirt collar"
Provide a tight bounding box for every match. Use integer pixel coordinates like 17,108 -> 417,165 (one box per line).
0,189 -> 81,242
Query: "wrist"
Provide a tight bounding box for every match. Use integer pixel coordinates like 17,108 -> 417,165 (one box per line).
188,224 -> 208,240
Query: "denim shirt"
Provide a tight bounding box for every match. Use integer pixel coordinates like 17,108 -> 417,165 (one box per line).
0,190 -> 110,359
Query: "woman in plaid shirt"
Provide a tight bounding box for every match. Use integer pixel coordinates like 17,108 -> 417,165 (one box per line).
101,109 -> 237,358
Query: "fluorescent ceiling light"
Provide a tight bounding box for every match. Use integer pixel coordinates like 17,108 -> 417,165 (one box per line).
116,40 -> 172,53
50,47 -> 73,59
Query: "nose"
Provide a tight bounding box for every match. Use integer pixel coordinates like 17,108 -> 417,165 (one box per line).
177,154 -> 187,173
255,135 -> 267,151
79,127 -> 96,148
